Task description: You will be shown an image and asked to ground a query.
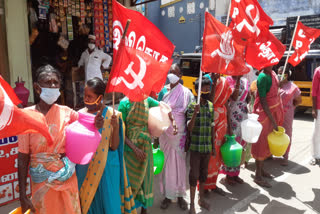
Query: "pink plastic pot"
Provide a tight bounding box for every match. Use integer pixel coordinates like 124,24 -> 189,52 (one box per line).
14,81 -> 29,107
65,112 -> 101,165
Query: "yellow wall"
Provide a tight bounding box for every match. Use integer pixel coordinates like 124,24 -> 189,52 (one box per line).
4,0 -> 33,102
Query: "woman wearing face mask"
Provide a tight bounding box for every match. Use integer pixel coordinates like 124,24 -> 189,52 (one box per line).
18,65 -> 92,214
156,64 -> 194,210
278,67 -> 301,166
221,75 -> 250,185
76,77 -> 136,214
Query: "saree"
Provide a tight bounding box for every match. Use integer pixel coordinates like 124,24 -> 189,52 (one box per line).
122,99 -> 155,208
252,71 -> 284,160
221,77 -> 250,176
158,84 -> 194,199
18,104 -> 81,214
280,81 -> 301,159
77,107 -> 136,214
204,77 -> 233,190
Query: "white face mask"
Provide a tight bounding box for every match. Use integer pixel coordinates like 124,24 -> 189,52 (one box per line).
40,88 -> 61,105
167,73 -> 180,84
88,43 -> 95,50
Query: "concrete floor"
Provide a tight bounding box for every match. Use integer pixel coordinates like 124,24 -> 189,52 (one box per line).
1,111 -> 319,214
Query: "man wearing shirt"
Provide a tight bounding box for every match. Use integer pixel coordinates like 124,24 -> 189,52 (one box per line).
78,35 -> 112,83
311,66 -> 320,165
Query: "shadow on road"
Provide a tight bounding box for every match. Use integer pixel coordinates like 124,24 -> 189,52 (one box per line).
306,188 -> 320,213
261,200 -> 305,214
245,157 -> 310,178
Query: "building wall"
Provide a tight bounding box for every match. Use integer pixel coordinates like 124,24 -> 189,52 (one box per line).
259,0 -> 320,26
146,0 -> 320,53
5,0 -> 34,101
146,0 -> 215,54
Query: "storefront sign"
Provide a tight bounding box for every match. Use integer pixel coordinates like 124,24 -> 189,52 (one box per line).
0,136 -> 31,206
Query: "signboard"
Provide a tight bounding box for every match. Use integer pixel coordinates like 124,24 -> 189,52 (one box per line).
287,15 -> 320,49
0,136 -> 31,206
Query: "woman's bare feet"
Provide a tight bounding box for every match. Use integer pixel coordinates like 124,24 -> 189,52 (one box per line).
254,177 -> 271,188
198,199 -> 210,211
189,203 -> 196,214
234,176 -> 244,184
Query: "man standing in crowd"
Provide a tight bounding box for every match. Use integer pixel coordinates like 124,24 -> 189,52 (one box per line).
78,35 -> 112,83
311,66 -> 320,165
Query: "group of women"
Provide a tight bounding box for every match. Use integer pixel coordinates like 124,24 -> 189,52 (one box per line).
17,63 -> 302,214
18,64 -> 177,214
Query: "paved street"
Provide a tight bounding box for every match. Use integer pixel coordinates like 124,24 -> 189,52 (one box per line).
1,111 -> 319,214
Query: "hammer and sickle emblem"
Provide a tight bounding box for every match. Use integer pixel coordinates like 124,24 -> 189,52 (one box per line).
236,5 -> 261,36
211,31 -> 235,69
111,55 -> 147,90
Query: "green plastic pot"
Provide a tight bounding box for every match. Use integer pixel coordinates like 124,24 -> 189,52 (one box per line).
152,144 -> 165,175
220,134 -> 243,168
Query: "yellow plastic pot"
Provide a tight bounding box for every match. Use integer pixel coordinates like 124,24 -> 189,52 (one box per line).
267,126 -> 290,157
9,207 -> 30,214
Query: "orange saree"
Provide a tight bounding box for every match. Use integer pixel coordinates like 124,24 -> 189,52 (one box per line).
204,77 -> 232,190
252,71 -> 284,160
18,104 -> 81,214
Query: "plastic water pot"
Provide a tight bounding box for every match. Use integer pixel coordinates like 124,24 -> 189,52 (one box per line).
241,114 -> 263,143
152,144 -> 165,175
268,126 -> 290,157
220,135 -> 243,167
148,101 -> 172,137
14,81 -> 30,107
9,207 -> 30,214
66,112 -> 101,165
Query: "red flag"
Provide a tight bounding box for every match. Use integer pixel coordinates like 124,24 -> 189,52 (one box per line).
0,76 -> 53,145
201,12 -> 250,75
246,31 -> 286,70
0,76 -> 21,106
106,0 -> 174,101
230,0 -> 273,42
288,22 -> 320,67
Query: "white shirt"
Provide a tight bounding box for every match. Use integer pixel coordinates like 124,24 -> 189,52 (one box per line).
78,48 -> 112,82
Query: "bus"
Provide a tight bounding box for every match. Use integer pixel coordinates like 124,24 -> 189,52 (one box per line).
179,50 -> 320,107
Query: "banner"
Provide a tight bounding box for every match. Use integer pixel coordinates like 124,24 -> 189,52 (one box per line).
0,136 -> 31,206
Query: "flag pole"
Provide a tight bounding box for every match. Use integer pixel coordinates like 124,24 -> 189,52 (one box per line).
281,16 -> 300,81
226,0 -> 232,27
112,19 -> 131,115
197,9 -> 210,104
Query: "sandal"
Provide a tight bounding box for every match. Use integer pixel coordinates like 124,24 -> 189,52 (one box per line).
213,187 -> 226,196
254,178 -> 272,188
310,159 -> 319,166
262,170 -> 274,179
221,177 -> 236,186
160,198 -> 171,210
178,197 -> 188,210
234,176 -> 244,184
198,199 -> 210,211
